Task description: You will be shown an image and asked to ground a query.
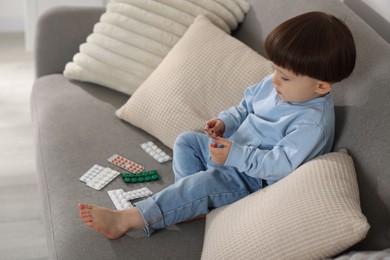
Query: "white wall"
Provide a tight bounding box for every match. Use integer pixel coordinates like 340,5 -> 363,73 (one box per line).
0,0 -> 25,32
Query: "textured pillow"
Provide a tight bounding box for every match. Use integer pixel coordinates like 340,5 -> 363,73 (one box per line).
201,149 -> 370,260
64,0 -> 250,95
116,15 -> 273,149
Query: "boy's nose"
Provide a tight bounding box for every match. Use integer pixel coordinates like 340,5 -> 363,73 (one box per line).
272,76 -> 280,87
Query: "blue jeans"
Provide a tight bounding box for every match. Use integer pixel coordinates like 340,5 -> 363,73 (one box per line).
135,132 -> 263,236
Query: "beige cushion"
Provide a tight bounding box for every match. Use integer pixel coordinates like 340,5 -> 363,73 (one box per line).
63,0 -> 250,95
201,149 -> 370,260
116,15 -> 273,149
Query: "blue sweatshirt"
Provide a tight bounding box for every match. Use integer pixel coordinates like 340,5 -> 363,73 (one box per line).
218,75 -> 335,185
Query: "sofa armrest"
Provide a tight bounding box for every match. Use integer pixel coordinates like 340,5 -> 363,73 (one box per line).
34,6 -> 104,78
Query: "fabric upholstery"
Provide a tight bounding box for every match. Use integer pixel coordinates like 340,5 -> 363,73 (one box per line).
31,0 -> 390,259
233,0 -> 390,251
116,15 -> 273,149
201,150 -> 369,259
63,0 -> 250,95
31,74 -> 205,259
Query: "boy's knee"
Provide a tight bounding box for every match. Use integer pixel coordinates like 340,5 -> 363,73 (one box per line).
174,131 -> 196,147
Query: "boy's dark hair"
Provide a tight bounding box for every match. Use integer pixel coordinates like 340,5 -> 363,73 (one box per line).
265,11 -> 356,83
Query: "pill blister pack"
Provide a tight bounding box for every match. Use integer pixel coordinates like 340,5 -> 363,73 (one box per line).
80,164 -> 120,190
108,154 -> 144,173
107,187 -> 153,210
140,141 -> 172,163
121,170 -> 160,184
209,141 -> 224,148
79,164 -> 105,183
107,189 -> 133,210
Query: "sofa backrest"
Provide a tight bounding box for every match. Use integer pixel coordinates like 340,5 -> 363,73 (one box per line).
35,6 -> 104,78
236,0 -> 390,251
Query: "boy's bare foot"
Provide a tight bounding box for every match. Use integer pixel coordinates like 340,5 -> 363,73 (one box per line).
78,203 -> 145,239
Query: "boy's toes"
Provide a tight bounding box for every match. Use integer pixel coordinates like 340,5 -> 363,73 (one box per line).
82,216 -> 93,224
80,211 -> 91,218
78,203 -> 93,210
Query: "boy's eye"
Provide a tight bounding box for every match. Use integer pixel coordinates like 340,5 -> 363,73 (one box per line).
281,76 -> 289,81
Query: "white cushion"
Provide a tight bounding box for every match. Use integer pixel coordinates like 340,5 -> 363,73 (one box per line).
116,15 -> 273,148
64,0 -> 250,95
201,149 -> 370,260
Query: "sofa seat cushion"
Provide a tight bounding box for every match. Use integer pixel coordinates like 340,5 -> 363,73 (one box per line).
31,74 -> 205,259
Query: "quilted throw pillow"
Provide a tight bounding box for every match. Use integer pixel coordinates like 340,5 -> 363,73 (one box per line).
115,15 -> 273,149
201,149 -> 370,260
63,0 -> 250,95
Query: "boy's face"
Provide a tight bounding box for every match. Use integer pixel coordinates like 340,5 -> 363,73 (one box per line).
271,64 -> 331,103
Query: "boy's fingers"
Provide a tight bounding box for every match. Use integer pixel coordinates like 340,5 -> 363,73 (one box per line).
204,127 -> 213,137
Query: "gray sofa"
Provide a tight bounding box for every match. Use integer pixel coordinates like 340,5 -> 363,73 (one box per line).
32,0 -> 390,259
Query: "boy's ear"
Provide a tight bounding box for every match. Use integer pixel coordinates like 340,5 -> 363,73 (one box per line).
316,81 -> 332,95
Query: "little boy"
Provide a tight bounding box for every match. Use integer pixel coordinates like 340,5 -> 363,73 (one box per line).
78,11 -> 356,239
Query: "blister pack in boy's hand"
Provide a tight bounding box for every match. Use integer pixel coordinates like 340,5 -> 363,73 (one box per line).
210,142 -> 222,148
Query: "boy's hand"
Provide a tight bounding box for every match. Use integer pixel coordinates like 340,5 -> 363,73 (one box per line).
209,137 -> 232,165
204,118 -> 225,138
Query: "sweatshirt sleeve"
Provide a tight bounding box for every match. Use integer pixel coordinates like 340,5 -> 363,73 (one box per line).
217,82 -> 262,138
224,123 -> 326,183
